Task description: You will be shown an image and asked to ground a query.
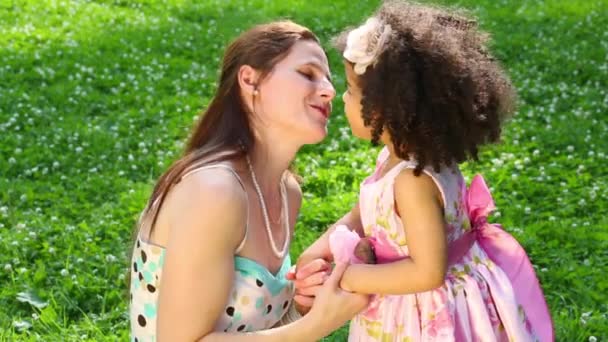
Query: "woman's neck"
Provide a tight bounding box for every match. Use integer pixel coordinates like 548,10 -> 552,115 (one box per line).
247,139 -> 298,195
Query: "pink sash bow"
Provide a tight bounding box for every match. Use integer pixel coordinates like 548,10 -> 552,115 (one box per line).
329,174 -> 554,340
449,174 -> 554,342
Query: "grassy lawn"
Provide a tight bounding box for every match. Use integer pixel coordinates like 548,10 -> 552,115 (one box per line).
1,0 -> 606,340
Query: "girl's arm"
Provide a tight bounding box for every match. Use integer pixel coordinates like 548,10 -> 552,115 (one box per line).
339,169 -> 448,295
296,204 -> 363,269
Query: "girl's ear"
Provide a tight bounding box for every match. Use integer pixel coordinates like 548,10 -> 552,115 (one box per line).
237,65 -> 261,96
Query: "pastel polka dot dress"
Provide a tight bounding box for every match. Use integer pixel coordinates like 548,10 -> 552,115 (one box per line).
129,164 -> 295,341
129,238 -> 294,341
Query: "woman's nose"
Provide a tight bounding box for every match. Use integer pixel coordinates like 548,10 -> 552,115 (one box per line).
318,78 -> 336,101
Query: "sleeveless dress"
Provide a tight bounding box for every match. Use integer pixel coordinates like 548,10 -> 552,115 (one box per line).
129,164 -> 295,341
339,147 -> 553,341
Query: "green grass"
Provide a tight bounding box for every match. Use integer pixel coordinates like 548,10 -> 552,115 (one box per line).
1,0 -> 607,340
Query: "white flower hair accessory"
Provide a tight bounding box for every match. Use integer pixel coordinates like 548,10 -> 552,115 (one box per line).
343,17 -> 393,75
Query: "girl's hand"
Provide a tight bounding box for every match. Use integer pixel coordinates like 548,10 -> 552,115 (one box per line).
307,263 -> 369,333
354,237 -> 377,264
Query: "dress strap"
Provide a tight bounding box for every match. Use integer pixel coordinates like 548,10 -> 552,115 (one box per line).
182,164 -> 249,254
141,163 -> 250,254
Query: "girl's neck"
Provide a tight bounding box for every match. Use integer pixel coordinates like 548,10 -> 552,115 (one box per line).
382,140 -> 403,169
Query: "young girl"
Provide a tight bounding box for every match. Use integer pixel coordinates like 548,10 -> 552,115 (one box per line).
294,1 -> 553,341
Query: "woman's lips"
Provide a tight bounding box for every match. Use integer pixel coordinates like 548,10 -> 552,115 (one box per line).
310,105 -> 329,118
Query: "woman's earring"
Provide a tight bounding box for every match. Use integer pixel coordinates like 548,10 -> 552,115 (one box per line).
253,88 -> 259,96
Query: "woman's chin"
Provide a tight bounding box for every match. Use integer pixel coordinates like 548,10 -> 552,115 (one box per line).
304,127 -> 328,144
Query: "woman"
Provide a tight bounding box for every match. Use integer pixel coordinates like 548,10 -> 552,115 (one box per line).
129,20 -> 368,341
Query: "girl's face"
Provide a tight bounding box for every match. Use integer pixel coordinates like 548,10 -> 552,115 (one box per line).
342,62 -> 373,140
246,40 -> 336,145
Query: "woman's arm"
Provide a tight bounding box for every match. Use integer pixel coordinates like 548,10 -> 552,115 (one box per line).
156,169 -> 249,341
155,169 -> 366,341
202,263 -> 367,342
339,169 -> 448,295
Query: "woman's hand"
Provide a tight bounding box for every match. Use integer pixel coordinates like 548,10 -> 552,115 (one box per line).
286,258 -> 332,313
306,263 -> 369,334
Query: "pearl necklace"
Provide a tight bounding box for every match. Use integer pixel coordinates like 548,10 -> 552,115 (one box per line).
246,156 -> 289,259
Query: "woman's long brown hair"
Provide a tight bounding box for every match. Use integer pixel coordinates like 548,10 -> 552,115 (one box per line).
140,21 -> 320,236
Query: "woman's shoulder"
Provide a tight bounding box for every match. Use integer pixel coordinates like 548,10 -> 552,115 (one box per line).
170,164 -> 248,217
153,164 -> 248,249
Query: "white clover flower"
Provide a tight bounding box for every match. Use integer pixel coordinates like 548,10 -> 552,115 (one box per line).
60,269 -> 69,276
580,311 -> 592,325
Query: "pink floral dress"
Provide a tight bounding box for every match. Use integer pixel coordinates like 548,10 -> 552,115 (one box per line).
338,147 -> 553,341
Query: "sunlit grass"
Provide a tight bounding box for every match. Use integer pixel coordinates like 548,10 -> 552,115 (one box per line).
0,0 -> 606,340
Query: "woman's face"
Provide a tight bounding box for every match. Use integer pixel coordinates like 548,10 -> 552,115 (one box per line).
247,40 -> 336,145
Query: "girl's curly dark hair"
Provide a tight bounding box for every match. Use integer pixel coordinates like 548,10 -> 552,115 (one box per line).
334,0 -> 516,175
